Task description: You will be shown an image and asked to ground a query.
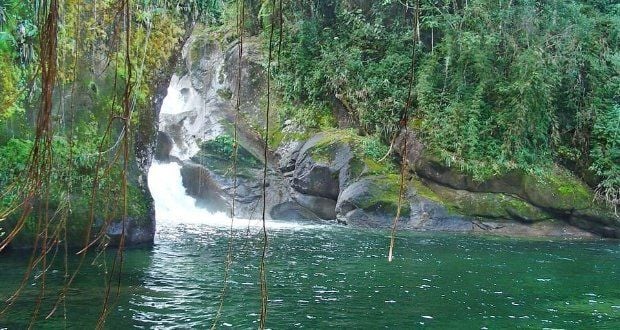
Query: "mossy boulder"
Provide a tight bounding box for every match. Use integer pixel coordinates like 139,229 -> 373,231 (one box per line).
413,149 -> 602,215
294,129 -> 396,193
277,129 -> 399,223
522,167 -> 592,211
292,132 -> 354,200
396,131 -> 619,237
337,174 -> 409,216
396,131 -> 620,237
336,174 -> 409,227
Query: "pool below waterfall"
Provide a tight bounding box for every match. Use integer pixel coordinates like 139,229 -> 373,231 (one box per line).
1,220 -> 619,328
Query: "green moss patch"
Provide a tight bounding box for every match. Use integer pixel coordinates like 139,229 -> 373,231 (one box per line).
191,134 -> 261,177
339,174 -> 410,217
306,129 -> 396,176
523,165 -> 594,211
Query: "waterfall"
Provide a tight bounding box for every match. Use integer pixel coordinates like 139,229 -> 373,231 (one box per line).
148,82 -> 317,230
148,161 -> 229,225
148,161 -> 319,230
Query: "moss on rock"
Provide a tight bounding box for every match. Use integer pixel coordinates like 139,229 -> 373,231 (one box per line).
304,129 -> 396,177
523,166 -> 593,211
337,174 -> 410,218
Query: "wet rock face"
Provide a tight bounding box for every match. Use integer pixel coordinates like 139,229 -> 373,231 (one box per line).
292,163 -> 340,201
155,131 -> 174,161
180,163 -> 230,214
293,192 -> 338,220
223,39 -> 266,128
270,201 -> 321,221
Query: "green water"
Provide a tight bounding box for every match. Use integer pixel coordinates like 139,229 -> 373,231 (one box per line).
1,222 -> 619,329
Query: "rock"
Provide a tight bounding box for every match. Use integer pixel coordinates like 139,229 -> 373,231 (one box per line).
340,209 -> 378,228
223,38 -> 267,128
276,140 -> 303,173
155,131 -> 174,161
407,192 -> 475,232
292,162 -> 340,200
336,175 -> 409,225
292,133 -> 354,200
570,207 -> 620,238
293,192 -> 337,220
396,130 -> 619,236
423,180 -> 552,223
270,201 -> 322,221
107,216 -> 155,247
521,168 -> 592,211
180,163 -> 229,213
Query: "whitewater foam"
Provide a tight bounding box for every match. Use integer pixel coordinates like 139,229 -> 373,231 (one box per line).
147,161 -> 325,231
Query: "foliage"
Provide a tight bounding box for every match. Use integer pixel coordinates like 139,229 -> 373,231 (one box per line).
360,134 -> 389,162
274,1 -> 413,140
0,0 -> 216,247
197,134 -> 261,170
0,138 -> 31,191
272,0 -> 619,208
590,105 -> 620,208
277,103 -> 336,132
203,134 -> 236,158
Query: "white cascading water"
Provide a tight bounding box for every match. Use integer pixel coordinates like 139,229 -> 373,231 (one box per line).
148,79 -> 318,230
148,159 -> 318,230
148,161 -> 230,225
149,77 -> 231,226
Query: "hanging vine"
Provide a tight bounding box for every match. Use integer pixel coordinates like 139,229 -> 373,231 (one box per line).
388,0 -> 419,263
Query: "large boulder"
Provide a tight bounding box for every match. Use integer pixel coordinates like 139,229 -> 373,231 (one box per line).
107,215 -> 156,247
424,181 -> 552,223
293,192 -> 338,220
180,163 -> 229,213
270,201 -> 322,221
336,175 -> 409,227
286,130 -> 398,221
292,133 -> 354,200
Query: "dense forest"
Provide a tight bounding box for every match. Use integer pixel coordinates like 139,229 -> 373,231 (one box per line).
0,0 -> 618,244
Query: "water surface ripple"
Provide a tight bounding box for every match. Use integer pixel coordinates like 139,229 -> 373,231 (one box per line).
1,223 -> 619,328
